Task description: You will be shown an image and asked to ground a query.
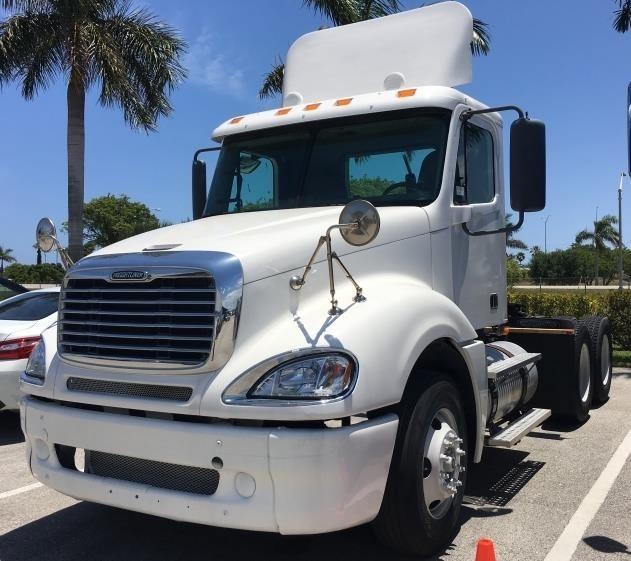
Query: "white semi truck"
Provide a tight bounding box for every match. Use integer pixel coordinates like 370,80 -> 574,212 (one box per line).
20,3 -> 613,556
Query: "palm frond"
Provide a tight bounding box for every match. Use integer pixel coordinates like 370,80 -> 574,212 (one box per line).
614,0 -> 631,32
1,0 -> 49,12
471,17 -> 490,56
357,0 -> 403,21
507,238 -> 528,250
0,12 -> 64,97
258,60 -> 284,100
90,5 -> 186,131
302,0 -> 358,25
575,229 -> 595,245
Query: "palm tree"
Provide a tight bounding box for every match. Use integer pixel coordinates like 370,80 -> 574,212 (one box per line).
0,0 -> 186,261
575,215 -> 620,285
259,0 -> 491,99
0,246 -> 17,276
506,213 -> 528,251
613,0 -> 631,31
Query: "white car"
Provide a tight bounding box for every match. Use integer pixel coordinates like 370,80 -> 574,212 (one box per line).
0,287 -> 59,411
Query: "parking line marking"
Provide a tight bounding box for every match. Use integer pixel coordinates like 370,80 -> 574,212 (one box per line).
0,482 -> 43,500
543,427 -> 631,561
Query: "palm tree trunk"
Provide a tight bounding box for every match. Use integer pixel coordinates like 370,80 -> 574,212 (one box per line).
67,76 -> 85,262
594,248 -> 600,286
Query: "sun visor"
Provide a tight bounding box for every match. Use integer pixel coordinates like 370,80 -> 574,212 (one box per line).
282,1 -> 473,106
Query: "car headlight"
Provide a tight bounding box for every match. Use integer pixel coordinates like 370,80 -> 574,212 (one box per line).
223,351 -> 357,403
23,337 -> 46,385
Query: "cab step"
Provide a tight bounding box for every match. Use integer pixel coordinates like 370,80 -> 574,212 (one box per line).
487,408 -> 551,448
487,352 -> 541,380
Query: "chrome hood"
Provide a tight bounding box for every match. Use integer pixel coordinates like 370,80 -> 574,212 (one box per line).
87,206 -> 430,284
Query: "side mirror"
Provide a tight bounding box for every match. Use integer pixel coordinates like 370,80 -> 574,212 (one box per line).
510,118 -> 546,212
339,200 -> 381,246
36,217 -> 57,252
192,159 -> 207,220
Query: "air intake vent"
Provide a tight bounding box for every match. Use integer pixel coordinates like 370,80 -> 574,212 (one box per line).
59,274 -> 216,365
67,377 -> 193,402
86,450 -> 220,495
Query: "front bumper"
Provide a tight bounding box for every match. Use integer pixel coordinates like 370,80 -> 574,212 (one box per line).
0,358 -> 27,410
21,397 -> 398,534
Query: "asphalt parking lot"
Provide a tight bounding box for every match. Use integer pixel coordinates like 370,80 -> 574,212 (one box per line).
1,370 -> 630,561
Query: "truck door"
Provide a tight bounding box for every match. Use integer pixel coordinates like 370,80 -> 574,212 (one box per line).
451,119 -> 506,329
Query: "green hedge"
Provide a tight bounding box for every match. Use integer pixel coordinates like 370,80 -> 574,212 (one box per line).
509,290 -> 631,350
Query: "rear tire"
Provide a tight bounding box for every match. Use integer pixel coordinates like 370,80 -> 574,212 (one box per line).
581,316 -> 612,405
551,324 -> 593,423
372,375 -> 467,556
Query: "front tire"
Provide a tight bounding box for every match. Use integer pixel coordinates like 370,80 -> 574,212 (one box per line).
373,375 -> 467,556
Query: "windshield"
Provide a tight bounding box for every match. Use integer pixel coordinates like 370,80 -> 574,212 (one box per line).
204,109 -> 450,216
0,291 -> 59,321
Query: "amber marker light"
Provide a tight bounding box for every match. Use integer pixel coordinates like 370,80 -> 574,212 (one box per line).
229,116 -> 244,124
334,98 -> 353,106
304,103 -> 321,111
275,108 -> 292,116
396,88 -> 417,98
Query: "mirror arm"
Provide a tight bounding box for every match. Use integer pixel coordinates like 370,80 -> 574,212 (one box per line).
193,146 -> 221,161
461,210 -> 524,237
41,235 -> 74,271
461,105 -> 525,121
459,104 -> 530,237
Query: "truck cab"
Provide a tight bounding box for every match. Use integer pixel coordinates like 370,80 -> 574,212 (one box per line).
21,3 -> 592,557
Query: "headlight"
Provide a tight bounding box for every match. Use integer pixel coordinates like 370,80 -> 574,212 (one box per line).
23,337 -> 46,385
223,351 -> 357,404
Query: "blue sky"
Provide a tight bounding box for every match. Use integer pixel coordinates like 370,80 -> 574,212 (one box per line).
1,0 -> 629,264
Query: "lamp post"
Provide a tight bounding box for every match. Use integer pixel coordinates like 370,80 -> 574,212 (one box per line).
544,215 -> 550,253
619,173 -> 626,290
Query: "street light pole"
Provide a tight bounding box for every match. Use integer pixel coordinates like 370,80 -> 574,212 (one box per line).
619,173 -> 626,290
544,215 -> 550,253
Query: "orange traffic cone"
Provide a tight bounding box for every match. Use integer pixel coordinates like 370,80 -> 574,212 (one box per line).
475,538 -> 497,561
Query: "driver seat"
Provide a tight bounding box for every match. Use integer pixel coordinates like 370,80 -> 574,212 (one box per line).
417,150 -> 440,200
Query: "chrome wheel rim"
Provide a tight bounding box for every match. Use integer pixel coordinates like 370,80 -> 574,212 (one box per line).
579,342 -> 591,403
422,407 -> 465,520
600,335 -> 611,387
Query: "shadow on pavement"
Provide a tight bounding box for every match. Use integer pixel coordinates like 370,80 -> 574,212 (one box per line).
461,447 -> 544,522
0,410 -> 24,446
583,535 -> 630,554
0,501 -> 454,561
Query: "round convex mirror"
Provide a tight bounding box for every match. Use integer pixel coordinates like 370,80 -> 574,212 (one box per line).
36,217 -> 57,253
338,200 -> 380,246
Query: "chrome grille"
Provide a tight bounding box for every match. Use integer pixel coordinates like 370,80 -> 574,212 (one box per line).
86,450 -> 219,495
59,274 -> 216,365
67,377 -> 193,402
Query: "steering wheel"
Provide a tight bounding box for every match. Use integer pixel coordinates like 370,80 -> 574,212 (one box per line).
382,182 -> 407,196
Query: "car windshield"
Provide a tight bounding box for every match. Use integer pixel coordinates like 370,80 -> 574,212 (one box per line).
0,292 -> 59,321
204,109 -> 450,216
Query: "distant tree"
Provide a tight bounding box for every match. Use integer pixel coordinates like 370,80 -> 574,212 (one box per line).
349,176 -> 392,197
259,1 -> 491,99
506,213 -> 528,257
67,194 -> 161,253
4,263 -> 64,284
575,215 -> 620,285
506,256 -> 524,287
0,246 -> 16,276
0,0 -> 186,261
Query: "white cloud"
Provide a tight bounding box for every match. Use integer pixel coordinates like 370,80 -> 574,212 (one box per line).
185,31 -> 245,97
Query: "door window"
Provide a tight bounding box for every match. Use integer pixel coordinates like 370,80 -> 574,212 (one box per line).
454,123 -> 495,205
